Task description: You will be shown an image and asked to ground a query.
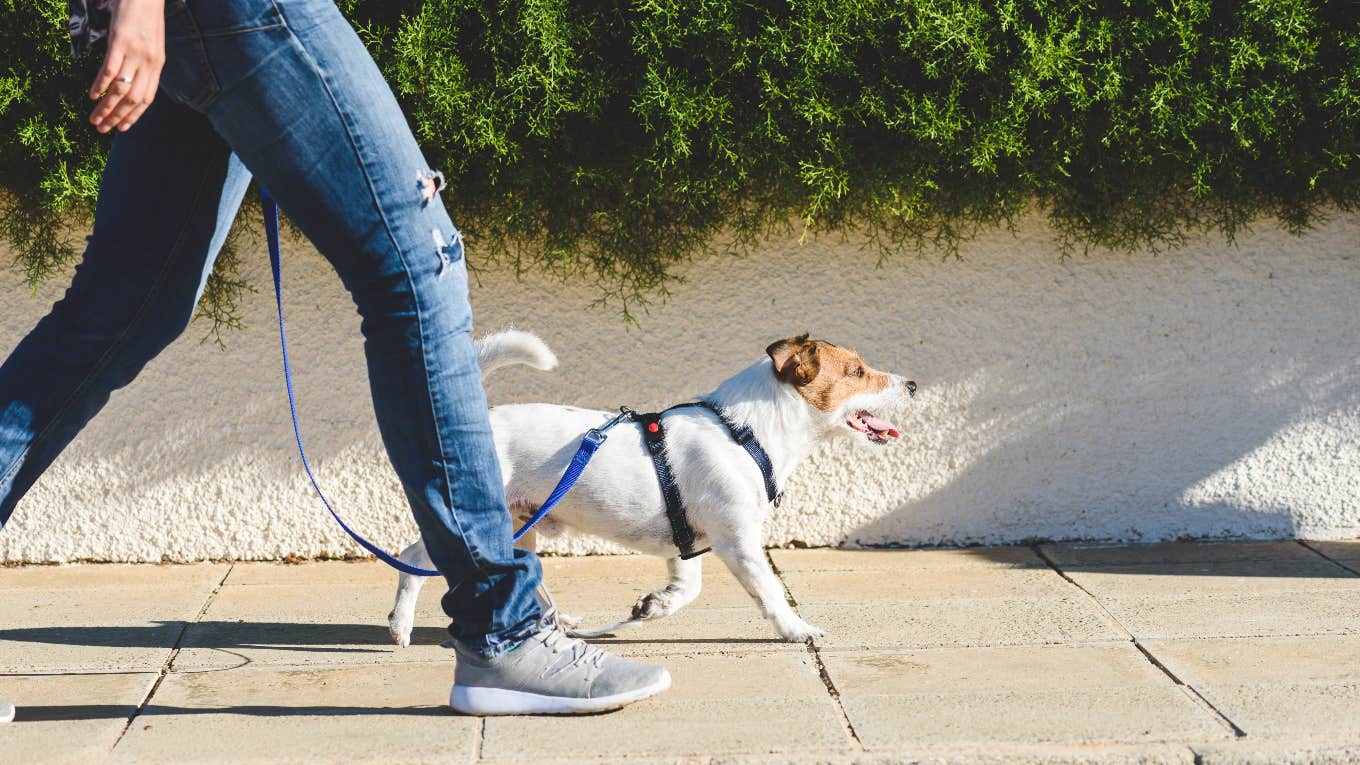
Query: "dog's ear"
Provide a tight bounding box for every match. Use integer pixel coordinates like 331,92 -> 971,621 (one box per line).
766,334 -> 820,386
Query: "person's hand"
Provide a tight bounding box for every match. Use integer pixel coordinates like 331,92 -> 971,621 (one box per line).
88,0 -> 166,133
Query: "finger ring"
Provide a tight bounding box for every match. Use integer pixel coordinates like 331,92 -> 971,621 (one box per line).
116,75 -> 133,84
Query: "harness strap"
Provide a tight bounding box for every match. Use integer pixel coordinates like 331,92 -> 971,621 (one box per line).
636,411 -> 710,559
632,401 -> 782,559
690,401 -> 782,506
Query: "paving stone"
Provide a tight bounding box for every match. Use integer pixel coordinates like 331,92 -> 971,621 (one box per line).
1189,684 -> 1360,739
1098,592 -> 1360,640
1040,542 -> 1314,568
559,744 -> 1198,765
173,582 -> 451,670
770,546 -> 1045,572
110,662 -> 473,764
0,565 -> 228,672
820,643 -> 1169,694
480,652 -> 846,759
0,563 -> 228,590
1143,635 -> 1360,686
224,560 -> 402,587
1144,636 -> 1360,739
1193,739 -> 1360,765
1305,540 -> 1360,564
780,567 -> 1072,605
1064,559 -> 1360,599
840,688 -> 1226,748
706,746 -> 1198,765
823,643 -> 1224,748
798,596 -> 1124,650
0,670 -> 157,764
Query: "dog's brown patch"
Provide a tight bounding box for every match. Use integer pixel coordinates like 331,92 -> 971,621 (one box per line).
766,334 -> 891,412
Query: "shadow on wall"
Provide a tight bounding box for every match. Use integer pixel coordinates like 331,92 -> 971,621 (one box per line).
830,225 -> 1360,548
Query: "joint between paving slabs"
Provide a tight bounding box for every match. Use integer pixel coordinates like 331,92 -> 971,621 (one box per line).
765,549 -> 864,752
1029,545 -> 1247,739
108,562 -> 236,754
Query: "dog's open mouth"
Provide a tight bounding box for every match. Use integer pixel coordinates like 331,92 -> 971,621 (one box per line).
847,410 -> 900,443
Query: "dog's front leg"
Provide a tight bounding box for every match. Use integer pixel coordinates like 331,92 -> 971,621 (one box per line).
632,556 -> 703,621
715,542 -> 824,643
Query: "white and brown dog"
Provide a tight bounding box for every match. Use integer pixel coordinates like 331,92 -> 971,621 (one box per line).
387,330 -> 914,644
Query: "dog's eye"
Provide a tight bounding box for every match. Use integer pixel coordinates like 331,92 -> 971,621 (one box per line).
855,367 -> 865,378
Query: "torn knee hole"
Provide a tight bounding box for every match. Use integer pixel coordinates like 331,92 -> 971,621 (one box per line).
431,228 -> 464,276
417,169 -> 446,204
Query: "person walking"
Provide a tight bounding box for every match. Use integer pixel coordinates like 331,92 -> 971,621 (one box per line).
0,0 -> 670,718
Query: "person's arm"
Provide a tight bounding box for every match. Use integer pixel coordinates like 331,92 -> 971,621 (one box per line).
88,0 -> 165,133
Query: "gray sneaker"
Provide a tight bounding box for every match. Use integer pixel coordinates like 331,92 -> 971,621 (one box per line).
449,600 -> 671,715
0,700 -> 13,723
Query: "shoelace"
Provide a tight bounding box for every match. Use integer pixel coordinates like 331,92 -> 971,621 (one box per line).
535,588 -> 607,671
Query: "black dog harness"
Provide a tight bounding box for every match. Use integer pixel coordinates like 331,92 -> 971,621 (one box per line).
628,401 -> 783,559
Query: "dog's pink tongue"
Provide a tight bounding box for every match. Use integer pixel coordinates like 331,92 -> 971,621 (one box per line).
861,413 -> 900,438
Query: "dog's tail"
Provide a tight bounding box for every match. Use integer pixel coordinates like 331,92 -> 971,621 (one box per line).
476,329 -> 558,379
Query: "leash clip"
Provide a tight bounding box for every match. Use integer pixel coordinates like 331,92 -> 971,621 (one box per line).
583,406 -> 637,449
583,428 -> 607,448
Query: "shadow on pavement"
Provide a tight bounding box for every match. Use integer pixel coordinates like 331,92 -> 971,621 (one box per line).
0,622 -> 448,652
13,703 -> 450,722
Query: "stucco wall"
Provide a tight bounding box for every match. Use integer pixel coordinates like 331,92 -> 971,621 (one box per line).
1,213 -> 1357,563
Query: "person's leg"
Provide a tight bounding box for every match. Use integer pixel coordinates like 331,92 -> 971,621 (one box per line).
0,97 -> 249,528
155,0 -> 543,653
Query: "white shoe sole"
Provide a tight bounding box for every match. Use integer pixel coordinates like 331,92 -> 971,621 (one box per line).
0,701 -> 14,724
449,671 -> 671,716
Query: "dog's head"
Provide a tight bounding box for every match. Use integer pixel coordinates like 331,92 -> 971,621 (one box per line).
766,334 -> 916,447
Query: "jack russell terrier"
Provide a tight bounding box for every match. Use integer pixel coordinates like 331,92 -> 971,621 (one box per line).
387,330 -> 915,644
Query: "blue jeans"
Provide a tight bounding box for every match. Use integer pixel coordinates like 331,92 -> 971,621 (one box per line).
0,0 -> 542,656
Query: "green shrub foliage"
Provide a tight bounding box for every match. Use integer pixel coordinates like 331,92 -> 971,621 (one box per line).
4,0 -> 1359,331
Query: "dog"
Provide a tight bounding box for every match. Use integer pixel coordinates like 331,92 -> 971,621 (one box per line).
387,330 -> 915,644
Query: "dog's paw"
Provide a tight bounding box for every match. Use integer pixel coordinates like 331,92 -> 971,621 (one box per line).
631,590 -> 679,621
777,619 -> 825,643
387,609 -> 413,648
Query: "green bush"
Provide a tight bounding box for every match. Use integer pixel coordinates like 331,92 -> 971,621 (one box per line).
3,0 -> 1359,334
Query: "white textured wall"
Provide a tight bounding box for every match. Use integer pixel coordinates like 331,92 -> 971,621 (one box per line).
1,213 -> 1357,563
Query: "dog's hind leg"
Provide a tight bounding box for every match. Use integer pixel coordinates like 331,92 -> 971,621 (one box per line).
387,541 -> 435,647
632,556 -> 703,621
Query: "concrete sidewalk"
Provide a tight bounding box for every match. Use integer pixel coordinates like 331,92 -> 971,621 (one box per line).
5,541 -> 1360,764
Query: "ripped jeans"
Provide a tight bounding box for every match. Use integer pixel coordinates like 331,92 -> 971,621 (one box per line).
0,0 -> 543,656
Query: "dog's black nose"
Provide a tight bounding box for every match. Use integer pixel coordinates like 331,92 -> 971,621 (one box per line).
905,380 -> 917,397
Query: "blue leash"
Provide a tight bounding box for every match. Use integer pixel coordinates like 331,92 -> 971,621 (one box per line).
261,190 -> 613,577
